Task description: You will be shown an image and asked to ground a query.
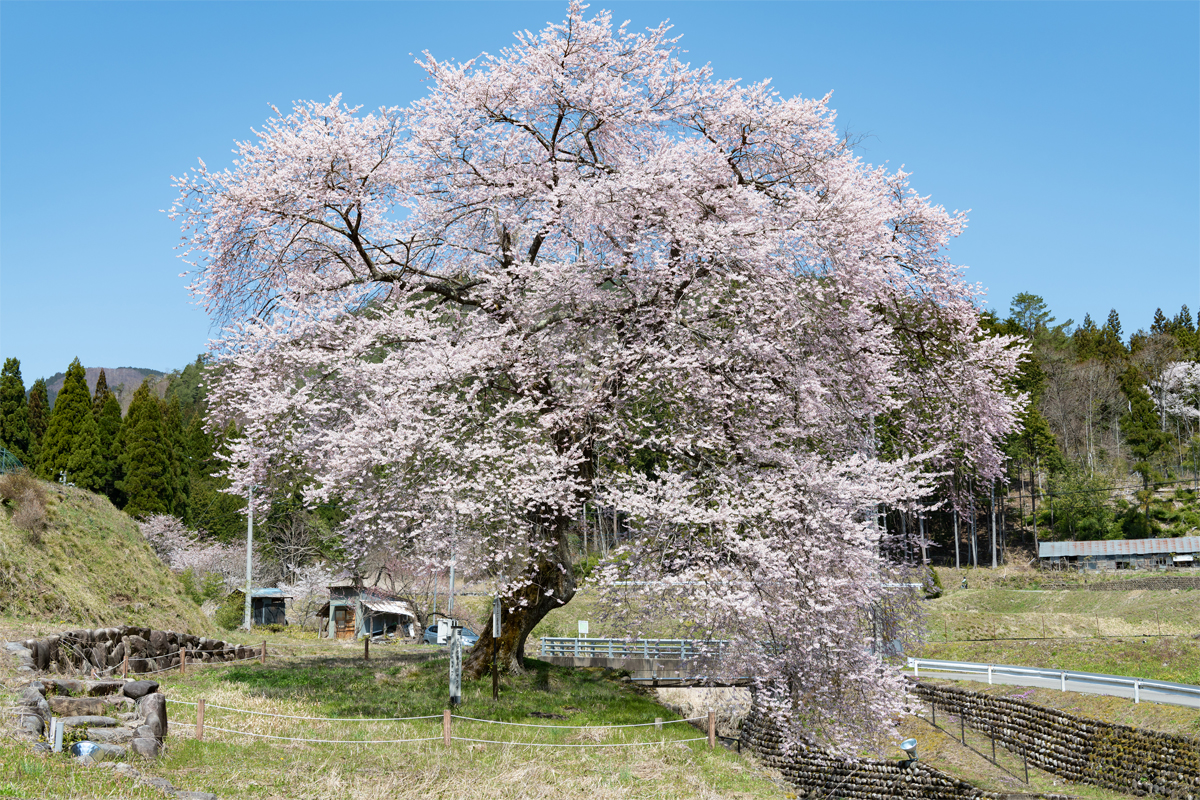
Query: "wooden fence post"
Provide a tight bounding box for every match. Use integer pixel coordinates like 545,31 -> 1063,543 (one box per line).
707,711 -> 715,749
261,641 -> 267,665
196,699 -> 205,741
443,709 -> 451,747
122,651 -> 129,679
364,637 -> 370,660
180,648 -> 186,676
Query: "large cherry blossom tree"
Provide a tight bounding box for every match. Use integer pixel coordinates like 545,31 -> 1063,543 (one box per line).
173,4 -> 1023,751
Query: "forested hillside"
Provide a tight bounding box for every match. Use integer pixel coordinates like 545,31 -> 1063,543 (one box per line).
0,355 -> 341,591
988,295 -> 1198,544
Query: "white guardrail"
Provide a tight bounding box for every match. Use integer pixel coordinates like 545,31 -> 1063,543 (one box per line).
907,658 -> 1200,707
539,637 -> 728,660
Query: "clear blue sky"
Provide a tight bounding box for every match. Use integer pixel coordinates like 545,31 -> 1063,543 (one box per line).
2,1 -> 1197,383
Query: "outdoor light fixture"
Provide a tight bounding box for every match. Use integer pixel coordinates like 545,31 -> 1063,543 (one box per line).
899,738 -> 919,763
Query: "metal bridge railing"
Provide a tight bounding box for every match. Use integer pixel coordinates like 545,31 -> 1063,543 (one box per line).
539,637 -> 729,660
907,657 -> 1200,707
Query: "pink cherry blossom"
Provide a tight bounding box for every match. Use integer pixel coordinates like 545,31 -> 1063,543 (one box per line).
172,3 -> 1024,752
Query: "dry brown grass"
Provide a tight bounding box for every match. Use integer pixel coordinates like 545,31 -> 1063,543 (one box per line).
0,470 -> 49,540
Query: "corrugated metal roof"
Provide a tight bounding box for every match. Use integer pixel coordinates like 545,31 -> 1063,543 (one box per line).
251,588 -> 292,599
1039,537 -> 1200,558
362,598 -> 415,618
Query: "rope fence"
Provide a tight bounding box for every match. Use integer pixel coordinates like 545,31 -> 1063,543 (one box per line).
165,699 -> 721,750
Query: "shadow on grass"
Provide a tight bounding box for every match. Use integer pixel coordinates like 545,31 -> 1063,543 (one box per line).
211,650 -> 658,726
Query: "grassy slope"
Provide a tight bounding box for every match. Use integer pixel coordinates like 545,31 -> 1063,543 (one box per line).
917,568 -> 1200,738
919,571 -> 1200,683
0,480 -> 210,635
1,638 -> 785,799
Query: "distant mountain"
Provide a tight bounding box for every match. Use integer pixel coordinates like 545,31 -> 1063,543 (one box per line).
44,367 -> 169,414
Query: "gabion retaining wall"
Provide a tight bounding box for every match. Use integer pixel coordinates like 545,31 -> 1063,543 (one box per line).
913,681 -> 1200,798
5,626 -> 259,675
739,707 -> 1004,800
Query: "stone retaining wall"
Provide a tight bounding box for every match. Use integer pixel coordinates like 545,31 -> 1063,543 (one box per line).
913,681 -> 1200,798
5,626 -> 259,676
1086,576 -> 1200,592
739,707 -> 1005,800
1032,576 -> 1200,591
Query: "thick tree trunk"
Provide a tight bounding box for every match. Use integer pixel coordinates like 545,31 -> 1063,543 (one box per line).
464,513 -> 577,678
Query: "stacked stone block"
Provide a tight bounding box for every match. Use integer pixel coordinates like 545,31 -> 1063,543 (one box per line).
1086,576 -> 1200,592
13,677 -> 168,760
913,682 -> 1200,798
739,707 -> 1004,800
5,626 -> 259,675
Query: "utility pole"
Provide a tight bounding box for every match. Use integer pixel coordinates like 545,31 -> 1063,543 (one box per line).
243,485 -> 254,631
970,482 -> 978,568
1031,456 -> 1039,552
918,512 -> 927,565
990,479 -> 997,569
954,509 -> 960,570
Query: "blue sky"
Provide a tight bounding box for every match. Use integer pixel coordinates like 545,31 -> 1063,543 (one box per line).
2,1 -> 1197,383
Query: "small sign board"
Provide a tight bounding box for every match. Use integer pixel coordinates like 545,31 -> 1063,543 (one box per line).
577,620 -> 589,636
493,598 -> 501,638
437,618 -> 451,644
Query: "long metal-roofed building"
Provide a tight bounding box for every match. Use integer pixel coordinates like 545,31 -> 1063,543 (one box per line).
1039,537 -> 1200,570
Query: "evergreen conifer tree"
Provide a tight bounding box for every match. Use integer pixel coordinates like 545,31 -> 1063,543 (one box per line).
1098,309 -> 1128,366
164,395 -> 190,519
1105,308 -> 1123,338
96,393 -> 123,502
1119,365 -> 1171,534
66,407 -> 105,491
0,358 -> 32,464
1073,313 -> 1100,361
92,369 -> 111,416
117,381 -> 173,516
26,378 -> 49,465
37,358 -> 96,482
185,417 -> 247,542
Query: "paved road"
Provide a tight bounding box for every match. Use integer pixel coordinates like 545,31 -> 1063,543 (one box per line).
905,668 -> 1200,709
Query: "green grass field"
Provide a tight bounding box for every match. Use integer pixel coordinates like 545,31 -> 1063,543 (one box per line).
919,566 -> 1200,685
1,638 -> 787,800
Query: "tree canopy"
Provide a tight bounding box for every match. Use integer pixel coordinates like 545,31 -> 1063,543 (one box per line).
0,358 -> 31,465
174,4 -> 1022,751
37,358 -> 92,482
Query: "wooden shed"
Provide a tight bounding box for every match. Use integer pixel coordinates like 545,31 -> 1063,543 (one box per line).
318,585 -> 416,640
